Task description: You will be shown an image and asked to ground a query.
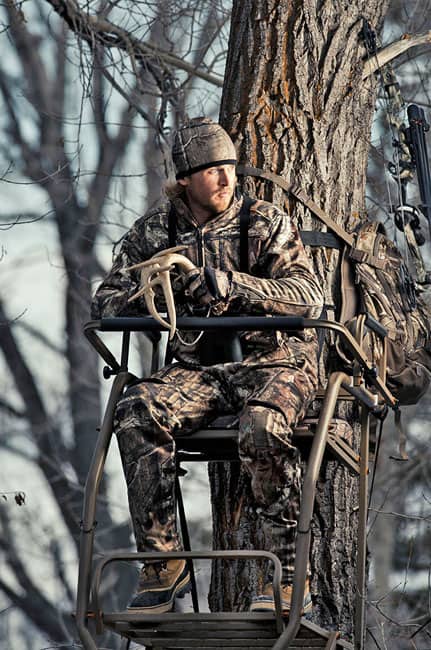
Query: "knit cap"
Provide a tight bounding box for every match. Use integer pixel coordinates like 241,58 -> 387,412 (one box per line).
172,117 -> 237,179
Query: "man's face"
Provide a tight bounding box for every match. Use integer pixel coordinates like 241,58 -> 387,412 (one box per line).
179,164 -> 237,217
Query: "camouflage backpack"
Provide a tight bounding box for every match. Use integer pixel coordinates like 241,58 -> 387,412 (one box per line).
338,220 -> 431,405
237,165 -> 431,405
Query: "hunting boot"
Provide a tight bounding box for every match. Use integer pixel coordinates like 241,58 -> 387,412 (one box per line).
250,579 -> 312,615
128,560 -> 191,613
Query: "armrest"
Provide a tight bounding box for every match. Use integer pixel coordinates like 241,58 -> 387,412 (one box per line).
83,317 -> 398,409
97,315 -> 306,332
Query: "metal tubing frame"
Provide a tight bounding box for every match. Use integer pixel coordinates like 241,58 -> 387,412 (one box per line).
84,316 -> 396,408
273,371 -> 353,649
354,406 -> 370,649
76,371 -> 135,650
77,317 -> 396,650
175,475 -> 200,613
91,550 -> 284,634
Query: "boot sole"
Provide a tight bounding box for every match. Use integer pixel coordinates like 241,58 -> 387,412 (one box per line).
127,573 -> 191,614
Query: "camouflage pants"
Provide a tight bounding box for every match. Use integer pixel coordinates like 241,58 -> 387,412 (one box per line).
114,346 -> 318,583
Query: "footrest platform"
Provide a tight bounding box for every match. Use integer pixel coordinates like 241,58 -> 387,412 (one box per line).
102,611 -> 353,649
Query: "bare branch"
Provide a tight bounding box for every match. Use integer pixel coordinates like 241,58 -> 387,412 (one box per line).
99,62 -> 162,130
13,320 -> 65,356
0,69 -> 39,176
0,398 -> 26,419
363,31 -> 431,78
43,0 -> 224,87
0,507 -> 73,642
4,0 -> 52,115
83,83 -> 138,247
0,212 -> 51,228
0,299 -> 82,549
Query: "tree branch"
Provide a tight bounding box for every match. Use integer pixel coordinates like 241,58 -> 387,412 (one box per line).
80,73 -> 137,250
4,0 -> 52,115
0,212 -> 51,228
363,31 -> 431,79
101,62 -> 162,131
0,397 -> 26,419
0,507 -> 73,643
14,319 -> 65,356
0,69 -> 39,177
43,0 -> 224,87
0,299 -> 82,550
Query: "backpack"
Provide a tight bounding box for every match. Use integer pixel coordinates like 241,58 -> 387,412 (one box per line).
236,165 -> 431,406
338,220 -> 431,405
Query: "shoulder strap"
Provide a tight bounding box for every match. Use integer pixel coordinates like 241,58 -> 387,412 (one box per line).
300,231 -> 341,248
237,165 -> 355,247
239,195 -> 256,273
168,203 -> 177,247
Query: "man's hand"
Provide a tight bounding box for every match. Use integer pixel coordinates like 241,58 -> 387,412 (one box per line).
126,247 -> 197,339
183,267 -> 231,306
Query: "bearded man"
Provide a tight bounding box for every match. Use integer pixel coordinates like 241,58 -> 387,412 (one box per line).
92,117 -> 323,614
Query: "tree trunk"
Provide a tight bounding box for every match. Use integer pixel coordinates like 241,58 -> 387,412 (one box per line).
209,0 -> 389,641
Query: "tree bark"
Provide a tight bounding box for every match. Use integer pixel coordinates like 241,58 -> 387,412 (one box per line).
209,0 -> 390,641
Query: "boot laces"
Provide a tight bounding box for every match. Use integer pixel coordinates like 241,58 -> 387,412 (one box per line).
141,560 -> 167,584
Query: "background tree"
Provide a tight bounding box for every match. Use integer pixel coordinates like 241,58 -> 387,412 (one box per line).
207,2 -> 389,642
0,1 -> 229,647
0,1 -> 137,644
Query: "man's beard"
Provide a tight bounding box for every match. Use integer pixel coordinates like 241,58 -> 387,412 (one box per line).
205,190 -> 234,215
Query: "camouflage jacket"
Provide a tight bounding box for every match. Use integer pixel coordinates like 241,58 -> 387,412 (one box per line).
91,193 -> 324,365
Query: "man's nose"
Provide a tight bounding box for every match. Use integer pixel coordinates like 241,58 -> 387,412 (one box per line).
219,170 -> 229,185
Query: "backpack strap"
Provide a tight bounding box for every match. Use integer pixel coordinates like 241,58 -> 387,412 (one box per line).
236,165 -> 392,270
237,164 -> 355,247
300,231 -> 341,248
239,195 -> 256,273
168,203 -> 177,247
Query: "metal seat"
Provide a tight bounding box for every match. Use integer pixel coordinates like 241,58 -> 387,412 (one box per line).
77,315 -> 396,650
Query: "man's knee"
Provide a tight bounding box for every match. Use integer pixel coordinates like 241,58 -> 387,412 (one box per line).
239,404 -> 293,457
239,404 -> 301,507
113,381 -> 174,451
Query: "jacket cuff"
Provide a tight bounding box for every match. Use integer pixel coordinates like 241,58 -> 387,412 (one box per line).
204,267 -> 231,300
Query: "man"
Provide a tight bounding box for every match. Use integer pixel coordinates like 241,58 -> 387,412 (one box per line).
91,117 -> 323,614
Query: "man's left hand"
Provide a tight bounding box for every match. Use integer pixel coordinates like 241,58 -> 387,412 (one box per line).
183,267 -> 230,306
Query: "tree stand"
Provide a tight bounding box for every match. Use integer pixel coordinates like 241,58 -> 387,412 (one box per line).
76,316 -> 395,650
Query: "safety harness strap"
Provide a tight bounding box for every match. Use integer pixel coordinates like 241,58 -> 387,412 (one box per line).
239,196 -> 256,272
168,204 -> 177,248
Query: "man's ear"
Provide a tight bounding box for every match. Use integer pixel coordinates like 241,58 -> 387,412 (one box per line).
178,177 -> 190,187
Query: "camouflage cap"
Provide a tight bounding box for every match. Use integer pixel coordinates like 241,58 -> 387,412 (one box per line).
172,117 -> 237,180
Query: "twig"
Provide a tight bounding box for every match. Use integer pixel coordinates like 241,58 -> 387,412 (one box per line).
44,0 -> 224,87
